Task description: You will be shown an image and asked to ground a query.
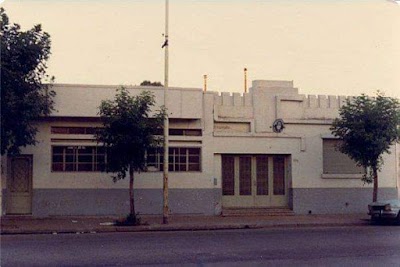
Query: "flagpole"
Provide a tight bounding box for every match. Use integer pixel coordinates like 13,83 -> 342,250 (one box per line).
162,0 -> 169,225
244,68 -> 248,93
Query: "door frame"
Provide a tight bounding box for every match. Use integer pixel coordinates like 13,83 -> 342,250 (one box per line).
6,154 -> 33,215
221,154 -> 290,208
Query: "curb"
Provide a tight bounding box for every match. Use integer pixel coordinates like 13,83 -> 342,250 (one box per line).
0,221 -> 370,235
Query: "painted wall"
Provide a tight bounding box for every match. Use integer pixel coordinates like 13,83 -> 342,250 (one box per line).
52,84 -> 203,119
210,80 -> 399,213
3,81 -> 398,216
212,80 -> 398,190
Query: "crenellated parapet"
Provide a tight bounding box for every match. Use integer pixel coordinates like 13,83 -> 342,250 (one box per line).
214,92 -> 252,107
277,94 -> 350,123
213,92 -> 254,121
212,80 -> 360,133
304,95 -> 348,109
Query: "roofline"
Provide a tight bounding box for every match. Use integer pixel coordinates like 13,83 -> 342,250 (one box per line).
48,83 -> 203,92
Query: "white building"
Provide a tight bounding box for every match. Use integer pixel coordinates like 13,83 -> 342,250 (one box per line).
1,80 -> 399,216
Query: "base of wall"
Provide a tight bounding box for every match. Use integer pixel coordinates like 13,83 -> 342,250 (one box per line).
4,187 -> 398,216
292,188 -> 398,214
31,188 -> 222,217
0,189 -> 4,216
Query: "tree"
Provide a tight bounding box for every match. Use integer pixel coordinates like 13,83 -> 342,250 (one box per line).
96,87 -> 165,224
140,80 -> 163,87
330,93 -> 400,202
0,8 -> 55,155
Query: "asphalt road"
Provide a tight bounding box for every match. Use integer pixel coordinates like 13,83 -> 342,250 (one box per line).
1,226 -> 400,266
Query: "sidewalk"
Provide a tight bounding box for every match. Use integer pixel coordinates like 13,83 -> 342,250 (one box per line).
0,213 -> 371,235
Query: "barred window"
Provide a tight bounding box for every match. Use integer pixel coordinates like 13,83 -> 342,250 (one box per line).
52,146 -> 106,172
147,147 -> 201,172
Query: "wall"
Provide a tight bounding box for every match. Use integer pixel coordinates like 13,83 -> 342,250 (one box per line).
7,82 -> 215,216
212,80 -> 399,214
25,118 -> 220,216
0,155 -> 6,215
3,81 -> 398,216
52,84 -> 203,119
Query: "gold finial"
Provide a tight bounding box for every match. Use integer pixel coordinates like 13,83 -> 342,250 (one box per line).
203,74 -> 207,92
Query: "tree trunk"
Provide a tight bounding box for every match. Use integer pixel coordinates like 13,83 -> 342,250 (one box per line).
372,166 -> 378,202
129,164 -> 135,219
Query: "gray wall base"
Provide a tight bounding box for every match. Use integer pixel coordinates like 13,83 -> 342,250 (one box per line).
1,189 -> 5,216
293,188 -> 398,214
5,187 -> 398,216
31,188 -> 222,217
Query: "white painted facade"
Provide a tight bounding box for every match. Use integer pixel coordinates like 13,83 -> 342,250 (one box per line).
1,80 -> 399,216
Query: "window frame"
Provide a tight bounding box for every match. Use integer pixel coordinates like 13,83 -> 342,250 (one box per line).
51,145 -> 106,172
321,138 -> 364,179
51,126 -> 101,135
146,147 -> 202,172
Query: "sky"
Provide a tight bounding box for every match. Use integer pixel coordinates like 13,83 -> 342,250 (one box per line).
2,0 -> 400,98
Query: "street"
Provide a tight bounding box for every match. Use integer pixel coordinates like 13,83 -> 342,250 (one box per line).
1,226 -> 400,266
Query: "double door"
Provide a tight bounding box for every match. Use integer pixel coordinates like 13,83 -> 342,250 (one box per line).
221,155 -> 288,208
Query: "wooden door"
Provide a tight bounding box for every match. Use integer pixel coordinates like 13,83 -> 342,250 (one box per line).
7,155 -> 33,214
253,156 -> 270,207
270,156 -> 287,206
222,155 -> 288,208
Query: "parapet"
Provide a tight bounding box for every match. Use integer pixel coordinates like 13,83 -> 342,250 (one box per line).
304,95 -> 348,109
214,92 -> 253,107
252,80 -> 294,88
250,80 -> 298,95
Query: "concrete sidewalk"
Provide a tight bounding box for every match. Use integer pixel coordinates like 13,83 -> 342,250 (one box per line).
0,213 -> 371,235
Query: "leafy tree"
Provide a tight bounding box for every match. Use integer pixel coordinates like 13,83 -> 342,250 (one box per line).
96,87 -> 165,224
330,93 -> 400,202
0,8 -> 55,155
140,80 -> 163,87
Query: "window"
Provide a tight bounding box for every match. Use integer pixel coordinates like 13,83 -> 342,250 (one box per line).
222,156 -> 235,195
169,129 -> 202,136
239,156 -> 252,195
152,129 -> 202,136
322,139 -> 364,174
256,156 -> 268,195
273,156 -> 285,195
51,127 -> 100,135
147,147 -> 201,172
52,146 -> 106,172
52,127 -> 201,136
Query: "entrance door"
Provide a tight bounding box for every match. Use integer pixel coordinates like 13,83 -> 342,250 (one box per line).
222,155 -> 288,208
7,155 -> 33,214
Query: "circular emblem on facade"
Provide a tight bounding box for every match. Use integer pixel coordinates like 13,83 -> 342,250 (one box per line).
272,119 -> 285,133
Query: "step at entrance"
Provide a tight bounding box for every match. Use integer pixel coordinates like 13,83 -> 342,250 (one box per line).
222,207 -> 294,217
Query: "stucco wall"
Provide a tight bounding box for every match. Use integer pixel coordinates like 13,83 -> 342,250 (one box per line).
293,188 -> 398,214
32,188 -> 221,217
212,80 -> 398,192
3,80 -> 398,216
52,84 -> 203,119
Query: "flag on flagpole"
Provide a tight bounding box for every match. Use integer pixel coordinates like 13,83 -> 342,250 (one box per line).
162,39 -> 168,48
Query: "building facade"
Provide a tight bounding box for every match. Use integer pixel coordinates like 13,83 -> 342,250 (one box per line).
1,80 -> 399,217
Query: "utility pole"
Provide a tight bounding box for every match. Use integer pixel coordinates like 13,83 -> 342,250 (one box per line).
162,0 -> 169,225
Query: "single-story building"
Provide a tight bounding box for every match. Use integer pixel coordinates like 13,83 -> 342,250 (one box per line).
1,80 -> 399,217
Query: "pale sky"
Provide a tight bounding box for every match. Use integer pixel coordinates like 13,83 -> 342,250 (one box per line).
2,0 -> 400,98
